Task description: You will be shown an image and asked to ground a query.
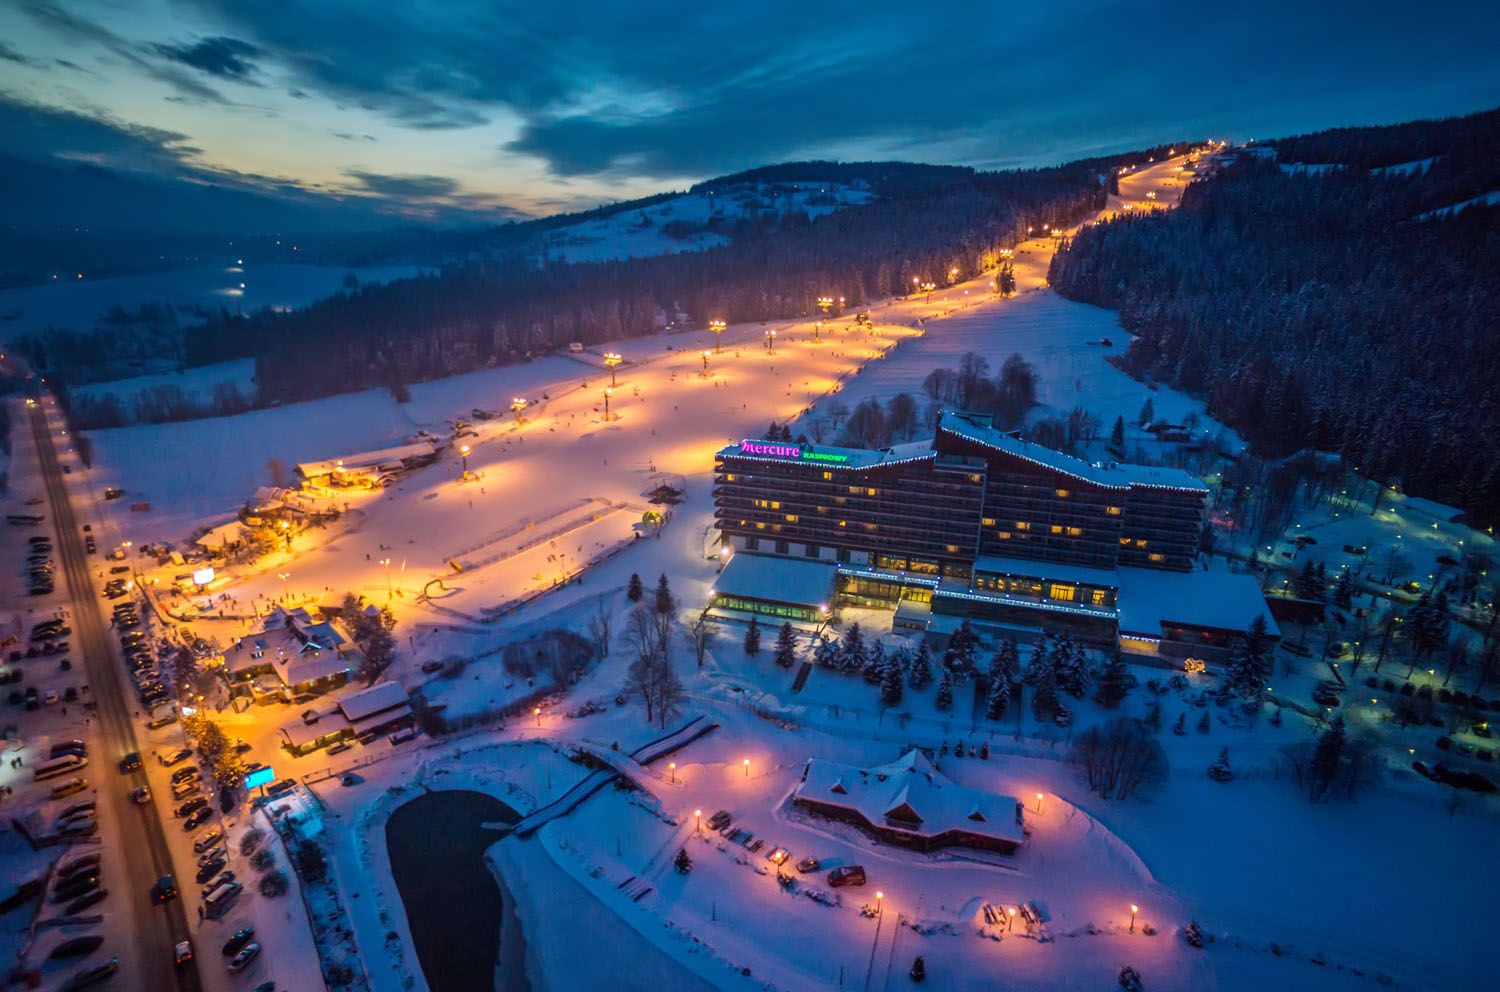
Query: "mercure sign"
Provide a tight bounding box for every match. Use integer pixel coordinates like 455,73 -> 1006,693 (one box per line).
739,440 -> 849,464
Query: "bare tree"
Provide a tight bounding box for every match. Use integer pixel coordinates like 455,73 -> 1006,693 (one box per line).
586,599 -> 613,659
1069,718 -> 1168,800
623,606 -> 680,726
689,612 -> 712,668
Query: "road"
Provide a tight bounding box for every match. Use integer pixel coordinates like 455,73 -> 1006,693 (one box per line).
28,391 -> 203,992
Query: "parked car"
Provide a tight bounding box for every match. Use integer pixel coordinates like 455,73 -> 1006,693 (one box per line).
707,810 -> 733,831
61,957 -> 119,990
161,748 -> 192,767
49,935 -> 104,960
228,942 -> 261,972
173,765 -> 201,783
194,828 -> 225,853
50,777 -> 88,799
221,928 -> 255,957
827,865 -> 867,887
183,807 -> 212,831
195,860 -> 227,884
795,856 -> 822,874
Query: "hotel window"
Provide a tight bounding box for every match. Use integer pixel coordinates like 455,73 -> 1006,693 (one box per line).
969,474 -> 983,483
863,523 -> 878,532
771,524 -> 782,532
822,472 -> 833,480
1055,488 -> 1070,498
745,536 -> 760,550
982,517 -> 997,527
805,544 -> 820,558
755,522 -> 767,530
816,506 -> 828,514
866,488 -> 878,496
1148,553 -> 1166,563
1106,506 -> 1123,516
1119,537 -> 1131,545
1048,583 -> 1076,602
997,531 -> 1012,540
945,545 -> 959,554
725,473 -> 736,481
1091,589 -> 1110,606
1015,521 -> 1031,531
770,501 -> 781,509
785,514 -> 798,523
1049,524 -> 1063,535
835,496 -> 847,505
1135,539 -> 1148,548
776,540 -> 790,554
1066,526 -> 1083,536
838,520 -> 848,528
836,548 -> 851,563
848,486 -> 862,494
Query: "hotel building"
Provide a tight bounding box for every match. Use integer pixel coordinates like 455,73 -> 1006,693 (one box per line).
711,410 -> 1276,662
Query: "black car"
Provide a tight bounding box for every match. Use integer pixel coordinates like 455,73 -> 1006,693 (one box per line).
64,889 -> 108,915
194,859 -> 226,884
221,928 -> 255,958
182,807 -> 211,831
61,957 -> 119,990
48,935 -> 104,960
176,796 -> 208,818
172,766 -> 200,784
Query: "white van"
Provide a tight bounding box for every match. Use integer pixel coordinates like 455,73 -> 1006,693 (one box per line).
568,342 -> 584,353
35,754 -> 88,781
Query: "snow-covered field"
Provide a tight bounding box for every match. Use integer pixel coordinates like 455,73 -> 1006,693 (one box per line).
71,357 -> 258,410
538,181 -> 875,264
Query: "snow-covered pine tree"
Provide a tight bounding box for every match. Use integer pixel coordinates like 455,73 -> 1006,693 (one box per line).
1332,569 -> 1354,610
1025,639 -> 1059,720
626,573 -> 643,602
743,617 -> 761,657
1308,714 -> 1346,802
1173,711 -> 1187,735
864,640 -> 887,685
813,635 -> 840,669
880,656 -> 904,707
1144,699 -> 1163,732
934,671 -> 954,711
1196,710 -> 1210,734
1223,614 -> 1272,700
984,671 -> 1009,720
1207,747 -> 1233,782
654,574 -> 675,614
841,623 -> 867,675
942,620 -> 979,683
908,641 -> 934,690
1094,651 -> 1131,708
1054,633 -> 1089,698
773,622 -> 798,669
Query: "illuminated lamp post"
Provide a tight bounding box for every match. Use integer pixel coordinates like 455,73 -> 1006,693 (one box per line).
276,571 -> 291,602
511,396 -> 528,425
817,296 -> 834,316
694,808 -> 702,835
604,352 -> 622,387
459,443 -> 470,476
814,320 -> 823,341
701,350 -> 711,376
602,387 -> 613,421
379,557 -> 392,599
764,329 -> 776,354
533,706 -> 541,727
1130,903 -> 1139,933
709,319 -> 726,353
742,758 -> 750,778
668,761 -> 677,783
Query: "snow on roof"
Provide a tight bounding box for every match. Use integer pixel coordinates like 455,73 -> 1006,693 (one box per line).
295,440 -> 437,478
795,750 -> 1024,848
1392,495 -> 1465,523
938,411 -> 1206,492
712,553 -> 837,609
973,553 -> 1121,590
278,651 -> 352,687
338,680 -> 409,723
298,620 -> 348,649
716,438 -> 935,471
1116,562 -> 1279,639
194,519 -> 250,548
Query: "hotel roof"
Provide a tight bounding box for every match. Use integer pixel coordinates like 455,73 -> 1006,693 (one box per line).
938,411 -> 1207,492
716,438 -> 935,471
712,552 -> 837,609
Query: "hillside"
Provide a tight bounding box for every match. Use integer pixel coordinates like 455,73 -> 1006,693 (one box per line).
1048,107 -> 1500,526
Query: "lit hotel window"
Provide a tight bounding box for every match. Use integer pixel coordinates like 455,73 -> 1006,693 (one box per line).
1106,506 -> 1122,516
822,472 -> 833,480
982,518 -> 997,527
1049,584 -> 1076,602
1015,521 -> 1031,531
946,545 -> 959,553
997,531 -> 1012,539
725,473 -> 736,481
866,488 -> 877,496
1067,526 -> 1083,536
755,522 -> 766,530
1055,488 -> 1070,498
785,514 -> 798,522
1092,589 -> 1110,606
1149,553 -> 1166,563
1136,539 -> 1148,548
1049,524 -> 1063,534
1119,537 -> 1131,545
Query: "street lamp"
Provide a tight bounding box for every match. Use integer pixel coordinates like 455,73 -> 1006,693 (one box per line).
709,319 -> 726,353
379,558 -> 392,598
1006,906 -> 1016,931
701,350 -> 711,376
817,296 -> 834,316
668,761 -> 676,783
694,809 -> 702,835
742,758 -> 750,778
276,571 -> 291,602
533,706 -> 541,727
813,320 -> 823,341
459,443 -> 470,476
949,266 -> 959,283
1129,904 -> 1139,933
511,397 -> 527,425
1035,791 -> 1044,813
604,352 -> 622,387
602,386 -> 612,421
764,329 -> 775,353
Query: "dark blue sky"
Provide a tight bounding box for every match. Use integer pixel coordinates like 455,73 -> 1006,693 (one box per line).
1,0 -> 1497,221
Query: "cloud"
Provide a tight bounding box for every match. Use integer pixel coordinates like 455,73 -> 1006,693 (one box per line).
151,36 -> 263,81
19,0 -> 230,104
344,170 -> 460,200
0,41 -> 41,66
0,91 -> 201,174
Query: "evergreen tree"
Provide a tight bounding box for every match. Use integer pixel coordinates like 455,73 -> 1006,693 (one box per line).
1197,710 -> 1211,734
1173,711 -> 1187,735
841,623 -> 867,675
880,656 -> 904,707
1094,651 -> 1131,708
908,641 -> 934,690
743,617 -> 761,657
1109,415 -> 1125,451
942,621 -> 978,682
1332,569 -> 1355,610
1144,699 -> 1163,732
765,420 -> 781,440
934,671 -> 954,711
813,635 -> 840,669
675,847 -> 693,873
773,622 -> 798,669
1138,396 -> 1155,426
626,573 -> 644,602
984,671 -> 1009,720
1223,615 -> 1272,700
864,641 -> 887,685
654,574 -> 675,614
1309,714 -> 1347,802
1025,639 -> 1060,720
1054,633 -> 1089,698
1208,747 -> 1233,782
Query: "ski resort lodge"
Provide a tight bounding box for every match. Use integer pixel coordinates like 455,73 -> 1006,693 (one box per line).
792,750 -> 1026,855
295,440 -> 440,488
711,410 -> 1277,664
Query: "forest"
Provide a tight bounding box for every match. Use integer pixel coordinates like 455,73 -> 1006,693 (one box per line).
1048,108 -> 1500,526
